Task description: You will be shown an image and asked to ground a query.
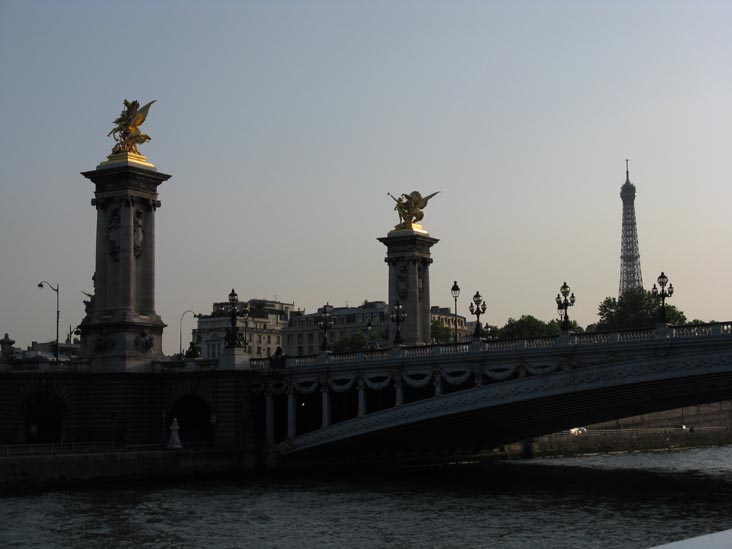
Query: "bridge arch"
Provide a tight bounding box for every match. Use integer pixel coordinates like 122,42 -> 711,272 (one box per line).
168,394 -> 214,445
13,379 -> 75,444
23,391 -> 67,443
269,339 -> 732,464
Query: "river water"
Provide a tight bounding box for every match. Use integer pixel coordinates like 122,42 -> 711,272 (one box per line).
3,446 -> 732,548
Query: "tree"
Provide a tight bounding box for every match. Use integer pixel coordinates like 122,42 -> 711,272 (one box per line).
496,315 -> 557,339
484,323 -> 501,339
331,320 -> 386,353
332,332 -> 368,353
595,287 -> 687,331
547,318 -> 584,334
430,320 -> 452,343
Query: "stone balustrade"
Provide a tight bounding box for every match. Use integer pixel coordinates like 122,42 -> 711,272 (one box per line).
0,360 -> 92,373
258,321 -> 732,370
13,322 -> 723,375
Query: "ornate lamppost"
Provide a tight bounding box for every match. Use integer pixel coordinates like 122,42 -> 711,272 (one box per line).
38,281 -> 60,362
318,303 -> 334,352
390,300 -> 407,345
366,319 -> 373,350
225,289 -> 249,349
469,291 -> 486,339
179,309 -> 199,356
451,281 -> 461,343
651,271 -> 674,323
555,281 -> 576,332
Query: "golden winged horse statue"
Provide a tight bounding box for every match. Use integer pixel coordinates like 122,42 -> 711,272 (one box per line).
387,191 -> 440,230
108,99 -> 156,155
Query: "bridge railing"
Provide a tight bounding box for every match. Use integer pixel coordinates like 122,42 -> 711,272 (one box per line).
524,336 -> 557,349
148,321 -> 732,374
0,441 -> 116,457
573,332 -> 609,345
330,352 -> 360,364
157,358 -> 219,371
362,349 -> 391,361
275,355 -> 315,368
402,346 -> 435,358
671,325 -> 713,338
243,321 -> 732,371
433,343 -> 470,355
482,339 -> 517,351
618,328 -> 655,342
0,360 -> 92,373
671,322 -> 732,338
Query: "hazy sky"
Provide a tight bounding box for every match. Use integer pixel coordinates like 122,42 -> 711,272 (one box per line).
1,0 -> 730,355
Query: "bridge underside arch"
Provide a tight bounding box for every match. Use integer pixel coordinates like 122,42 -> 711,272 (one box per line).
24,392 -> 66,444
278,355 -> 732,466
169,394 -> 213,445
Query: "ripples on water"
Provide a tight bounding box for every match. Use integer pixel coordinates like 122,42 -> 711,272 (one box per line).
3,447 -> 732,548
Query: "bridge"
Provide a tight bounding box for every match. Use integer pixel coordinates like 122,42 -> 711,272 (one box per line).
251,322 -> 732,466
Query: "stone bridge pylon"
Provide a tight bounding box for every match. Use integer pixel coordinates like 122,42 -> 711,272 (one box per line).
79,152 -> 171,372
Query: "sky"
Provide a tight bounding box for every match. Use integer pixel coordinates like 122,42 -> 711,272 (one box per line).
1,0 -> 730,355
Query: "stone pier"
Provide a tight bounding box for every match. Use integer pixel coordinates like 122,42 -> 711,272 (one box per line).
378,227 -> 438,346
80,153 -> 171,371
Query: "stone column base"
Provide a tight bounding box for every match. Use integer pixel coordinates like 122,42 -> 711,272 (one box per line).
219,347 -> 251,370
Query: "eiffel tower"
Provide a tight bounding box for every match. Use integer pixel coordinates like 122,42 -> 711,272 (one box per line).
619,159 -> 643,295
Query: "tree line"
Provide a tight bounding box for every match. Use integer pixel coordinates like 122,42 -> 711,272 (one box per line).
432,287 -> 696,343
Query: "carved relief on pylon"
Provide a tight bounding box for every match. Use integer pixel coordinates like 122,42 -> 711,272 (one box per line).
135,330 -> 154,353
107,207 -> 121,263
133,209 -> 144,259
94,329 -> 116,353
396,261 -> 409,301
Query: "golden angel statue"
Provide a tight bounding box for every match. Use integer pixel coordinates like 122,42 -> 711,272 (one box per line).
387,191 -> 440,230
108,99 -> 156,155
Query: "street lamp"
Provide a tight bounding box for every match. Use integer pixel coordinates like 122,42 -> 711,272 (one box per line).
179,309 -> 199,355
318,303 -> 334,352
390,300 -> 407,345
225,289 -> 249,349
366,319 -> 373,350
651,271 -> 674,323
451,281 -> 461,343
468,291 -> 487,339
555,281 -> 576,332
38,281 -> 59,362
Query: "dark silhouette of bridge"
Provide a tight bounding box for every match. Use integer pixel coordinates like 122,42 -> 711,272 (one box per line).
252,322 -> 732,466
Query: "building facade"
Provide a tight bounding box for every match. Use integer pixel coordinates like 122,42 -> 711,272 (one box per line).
429,306 -> 471,342
193,298 -> 294,359
283,301 -> 388,356
281,301 -> 470,355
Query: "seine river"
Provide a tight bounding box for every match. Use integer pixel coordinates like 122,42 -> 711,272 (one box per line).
3,446 -> 732,548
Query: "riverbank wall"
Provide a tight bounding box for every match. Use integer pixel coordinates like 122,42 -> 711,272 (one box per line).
507,427 -> 732,459
4,424 -> 732,492
0,446 -> 259,493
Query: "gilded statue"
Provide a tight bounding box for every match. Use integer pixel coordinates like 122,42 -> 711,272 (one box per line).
108,99 -> 156,155
388,191 -> 440,230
